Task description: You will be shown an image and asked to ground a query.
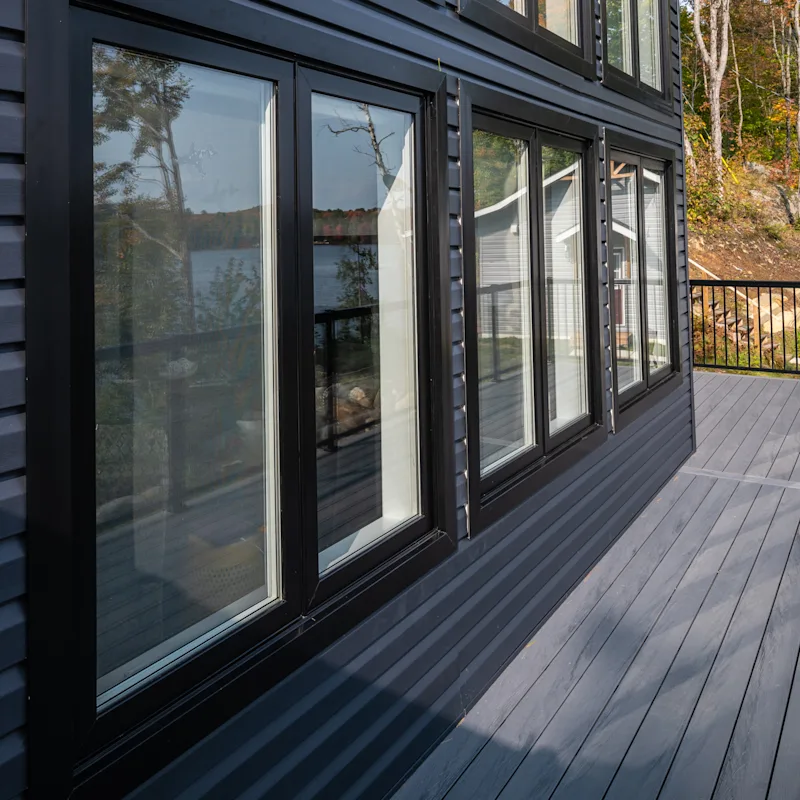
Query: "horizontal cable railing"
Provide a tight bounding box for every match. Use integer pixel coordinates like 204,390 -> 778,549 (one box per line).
691,279 -> 800,374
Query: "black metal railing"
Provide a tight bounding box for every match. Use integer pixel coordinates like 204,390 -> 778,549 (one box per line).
691,279 -> 800,374
95,305 -> 377,521
478,278 -> 585,383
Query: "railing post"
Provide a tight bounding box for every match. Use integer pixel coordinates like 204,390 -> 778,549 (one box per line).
491,286 -> 501,383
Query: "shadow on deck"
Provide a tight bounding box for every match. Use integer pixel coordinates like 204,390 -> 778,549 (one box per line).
396,370 -> 800,800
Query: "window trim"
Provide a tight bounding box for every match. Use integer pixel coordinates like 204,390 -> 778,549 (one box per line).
601,0 -> 673,110
459,0 -> 596,79
461,83 -> 606,535
295,67 -> 438,607
27,6 -> 456,798
605,130 -> 682,429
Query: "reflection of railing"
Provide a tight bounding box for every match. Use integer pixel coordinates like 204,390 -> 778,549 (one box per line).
314,304 -> 377,452
478,278 -> 584,383
96,324 -> 263,516
691,279 -> 800,373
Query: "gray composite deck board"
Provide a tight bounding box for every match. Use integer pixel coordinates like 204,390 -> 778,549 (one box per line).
397,371 -> 800,800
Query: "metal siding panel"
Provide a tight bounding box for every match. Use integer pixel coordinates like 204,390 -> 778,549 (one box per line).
0,603 -> 24,673
0,668 -> 24,740
0,352 -> 24,410
0,731 -> 24,800
0,538 -> 23,604
0,415 -> 24,474
0,41 -> 23,93
0,166 -> 23,217
0,227 -> 23,280
0,0 -> 23,30
0,103 -> 23,154
0,478 -> 24,541
0,290 -> 23,345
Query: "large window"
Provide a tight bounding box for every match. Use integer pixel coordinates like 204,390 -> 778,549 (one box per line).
310,91 -> 422,574
93,45 -> 282,704
459,0 -> 594,78
609,149 -> 675,406
604,0 -> 666,100
72,17 -> 450,771
465,100 -> 602,531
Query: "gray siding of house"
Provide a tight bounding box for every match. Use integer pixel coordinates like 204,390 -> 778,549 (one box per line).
119,0 -> 693,798
15,0 -> 692,796
0,1 -> 26,798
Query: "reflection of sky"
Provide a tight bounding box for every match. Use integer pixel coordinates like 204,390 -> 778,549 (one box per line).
312,93 -> 412,211
94,49 -> 413,215
95,53 -> 264,215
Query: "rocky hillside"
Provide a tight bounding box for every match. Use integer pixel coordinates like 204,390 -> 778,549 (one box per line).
689,164 -> 800,282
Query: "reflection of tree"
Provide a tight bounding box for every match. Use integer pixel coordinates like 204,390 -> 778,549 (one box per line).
195,258 -> 262,332
93,45 -> 197,334
473,130 -> 527,210
335,243 -> 377,309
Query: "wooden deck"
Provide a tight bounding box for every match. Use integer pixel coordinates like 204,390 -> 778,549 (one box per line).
397,370 -> 800,800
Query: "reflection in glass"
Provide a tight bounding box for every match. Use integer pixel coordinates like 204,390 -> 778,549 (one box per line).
474,131 -> 535,474
610,160 -> 642,392
607,0 -> 633,75
312,94 -> 420,573
644,167 -> 670,373
539,0 -> 579,45
93,46 -> 280,703
542,147 -> 588,434
638,0 -> 662,89
499,0 -> 526,14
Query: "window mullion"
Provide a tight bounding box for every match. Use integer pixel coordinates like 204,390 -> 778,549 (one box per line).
629,0 -> 641,85
531,130 -> 548,452
636,158 -> 650,387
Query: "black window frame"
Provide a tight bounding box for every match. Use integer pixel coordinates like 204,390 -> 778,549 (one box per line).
601,0 -> 672,110
26,6 -> 456,798
459,0 -> 596,79
461,82 -> 606,535
606,130 -> 682,430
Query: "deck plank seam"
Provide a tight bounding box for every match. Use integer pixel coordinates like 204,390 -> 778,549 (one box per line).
438,477 -> 711,800
681,465 -> 800,492
490,479 -> 730,800
649,484 -> 787,800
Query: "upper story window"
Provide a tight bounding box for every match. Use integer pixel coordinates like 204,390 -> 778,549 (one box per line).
603,0 -> 668,103
460,0 -> 595,78
462,85 -> 605,533
608,147 -> 677,411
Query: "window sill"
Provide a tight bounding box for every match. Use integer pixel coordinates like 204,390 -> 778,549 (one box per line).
616,370 -> 684,432
602,65 -> 672,114
474,421 -> 607,533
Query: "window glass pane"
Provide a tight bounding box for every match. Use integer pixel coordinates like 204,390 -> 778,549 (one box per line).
312,94 -> 420,574
638,0 -> 662,90
542,146 -> 588,434
539,0 -> 580,45
606,0 -> 634,75
644,167 -> 670,373
610,159 -> 643,392
93,46 -> 280,703
474,130 -> 535,474
499,0 -> 526,14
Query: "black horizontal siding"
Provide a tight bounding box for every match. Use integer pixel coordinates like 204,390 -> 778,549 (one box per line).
118,0 -> 691,796
0,2 -> 25,798
15,0 -> 690,796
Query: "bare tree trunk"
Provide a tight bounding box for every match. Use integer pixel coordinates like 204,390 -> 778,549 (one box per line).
730,19 -> 744,148
792,0 -> 800,186
685,131 -> 698,174
773,12 -> 793,180
694,0 -> 732,198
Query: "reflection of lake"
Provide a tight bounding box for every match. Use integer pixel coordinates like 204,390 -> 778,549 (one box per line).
190,244 -> 377,312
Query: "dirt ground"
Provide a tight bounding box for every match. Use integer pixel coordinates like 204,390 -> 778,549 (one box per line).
689,226 -> 800,282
